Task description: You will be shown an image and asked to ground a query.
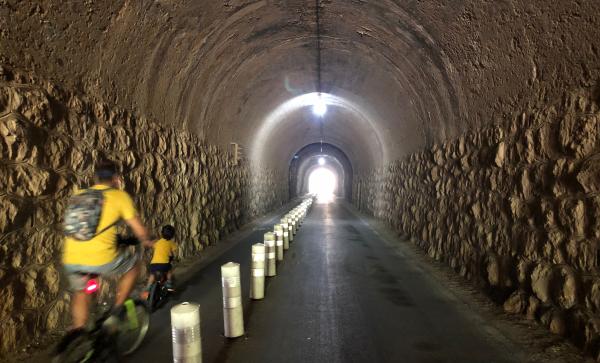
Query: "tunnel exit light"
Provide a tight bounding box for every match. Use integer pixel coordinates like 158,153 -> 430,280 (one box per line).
309,167 -> 336,203
318,157 -> 325,165
312,97 -> 327,117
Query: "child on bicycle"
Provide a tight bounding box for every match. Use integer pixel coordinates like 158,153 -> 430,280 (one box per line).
145,224 -> 177,291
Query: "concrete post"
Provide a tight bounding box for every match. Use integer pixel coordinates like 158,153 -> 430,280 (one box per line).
264,232 -> 276,276
288,214 -> 296,236
292,213 -> 299,235
280,218 -> 290,250
171,302 -> 201,363
250,243 -> 266,300
274,224 -> 284,261
285,214 -> 294,242
221,262 -> 244,338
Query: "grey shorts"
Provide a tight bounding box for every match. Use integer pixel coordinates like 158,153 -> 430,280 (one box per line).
64,249 -> 138,291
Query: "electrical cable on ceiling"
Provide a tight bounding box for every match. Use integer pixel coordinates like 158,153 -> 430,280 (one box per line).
315,0 -> 324,153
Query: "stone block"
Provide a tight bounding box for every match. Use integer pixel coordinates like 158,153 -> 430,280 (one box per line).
555,266 -> 579,309
0,164 -> 50,197
559,113 -> 599,158
0,318 -> 17,353
586,279 -> 600,313
577,156 -> 600,194
0,196 -> 19,233
0,114 -> 39,163
526,296 -> 541,320
504,290 -> 529,314
558,198 -> 587,237
531,263 -> 553,303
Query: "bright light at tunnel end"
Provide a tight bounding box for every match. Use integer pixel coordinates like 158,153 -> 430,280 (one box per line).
312,96 -> 327,117
318,157 -> 325,165
309,167 -> 336,204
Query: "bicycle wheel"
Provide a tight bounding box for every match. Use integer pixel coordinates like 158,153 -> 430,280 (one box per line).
51,333 -> 95,363
117,299 -> 150,356
147,282 -> 158,312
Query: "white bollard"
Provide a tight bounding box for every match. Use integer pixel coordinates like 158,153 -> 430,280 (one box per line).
274,224 -> 284,261
264,232 -> 276,276
221,262 -> 244,338
292,213 -> 299,235
287,215 -> 295,241
250,243 -> 266,300
280,218 -> 290,250
171,302 -> 202,363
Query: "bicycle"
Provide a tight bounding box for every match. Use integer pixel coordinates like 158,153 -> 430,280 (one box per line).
146,270 -> 171,312
52,240 -> 150,362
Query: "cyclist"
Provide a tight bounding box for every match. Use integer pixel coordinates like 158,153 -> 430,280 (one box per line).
145,224 -> 178,292
59,160 -> 154,346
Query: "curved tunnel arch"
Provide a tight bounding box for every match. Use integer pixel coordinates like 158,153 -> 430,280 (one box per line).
1,0 -> 467,178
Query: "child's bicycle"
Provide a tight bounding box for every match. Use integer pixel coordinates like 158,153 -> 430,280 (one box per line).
146,270 -> 171,312
52,240 -> 150,362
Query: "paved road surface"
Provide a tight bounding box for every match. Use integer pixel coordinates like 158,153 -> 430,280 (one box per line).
129,200 -> 521,363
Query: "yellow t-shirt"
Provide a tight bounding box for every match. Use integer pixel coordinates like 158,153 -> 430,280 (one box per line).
150,238 -> 177,264
62,185 -> 138,266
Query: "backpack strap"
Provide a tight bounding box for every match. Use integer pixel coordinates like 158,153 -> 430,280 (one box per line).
91,187 -> 119,238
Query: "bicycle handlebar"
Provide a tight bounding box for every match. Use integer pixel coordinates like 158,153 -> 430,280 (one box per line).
117,235 -> 140,246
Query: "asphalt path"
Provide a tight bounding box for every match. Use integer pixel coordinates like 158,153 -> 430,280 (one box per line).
129,200 -> 520,363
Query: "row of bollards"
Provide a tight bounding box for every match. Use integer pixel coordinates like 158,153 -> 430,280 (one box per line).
169,197 -> 314,362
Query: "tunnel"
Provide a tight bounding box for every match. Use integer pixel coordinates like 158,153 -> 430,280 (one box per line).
1,0 -> 600,361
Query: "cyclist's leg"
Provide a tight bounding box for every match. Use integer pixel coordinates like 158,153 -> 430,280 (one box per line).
166,267 -> 173,282
85,248 -> 140,313
71,291 -> 92,329
165,265 -> 174,290
145,265 -> 157,289
115,260 -> 141,306
63,267 -> 95,329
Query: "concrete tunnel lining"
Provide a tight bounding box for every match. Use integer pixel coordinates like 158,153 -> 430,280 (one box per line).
1,0 -> 465,178
250,92 -> 385,175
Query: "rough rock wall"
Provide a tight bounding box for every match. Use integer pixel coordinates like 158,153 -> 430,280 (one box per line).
0,66 -> 286,356
354,90 -> 600,359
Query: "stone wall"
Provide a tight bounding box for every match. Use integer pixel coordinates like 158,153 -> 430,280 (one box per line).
354,90 -> 600,359
0,66 -> 287,356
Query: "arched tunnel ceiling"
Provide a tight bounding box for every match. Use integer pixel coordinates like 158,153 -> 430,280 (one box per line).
2,0 -> 599,173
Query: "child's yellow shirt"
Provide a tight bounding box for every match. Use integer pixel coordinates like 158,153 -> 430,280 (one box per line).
151,238 -> 177,264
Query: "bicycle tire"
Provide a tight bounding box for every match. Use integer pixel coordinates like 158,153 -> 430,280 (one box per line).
51,333 -> 94,363
148,282 -> 158,312
117,299 -> 150,356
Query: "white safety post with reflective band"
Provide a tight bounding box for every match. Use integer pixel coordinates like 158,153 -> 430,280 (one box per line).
264,232 -> 276,276
221,262 -> 244,338
289,214 -> 296,236
250,243 -> 266,300
286,215 -> 294,242
280,218 -> 290,250
274,224 -> 284,261
293,212 -> 299,235
171,302 -> 202,363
